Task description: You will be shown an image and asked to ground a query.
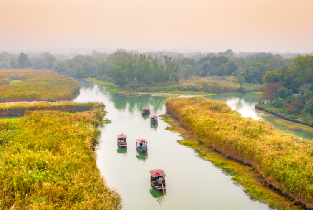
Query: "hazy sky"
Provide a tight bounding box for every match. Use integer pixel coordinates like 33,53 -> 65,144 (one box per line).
1,0 -> 313,53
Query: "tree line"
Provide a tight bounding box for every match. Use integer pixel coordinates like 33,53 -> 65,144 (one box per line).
260,55 -> 313,116
6,49 -> 300,88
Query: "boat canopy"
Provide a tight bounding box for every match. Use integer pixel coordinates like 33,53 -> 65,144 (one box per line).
143,108 -> 150,111
150,115 -> 158,118
136,139 -> 148,143
149,169 -> 166,176
117,134 -> 127,138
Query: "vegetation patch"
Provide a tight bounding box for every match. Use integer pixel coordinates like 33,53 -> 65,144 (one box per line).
272,118 -> 313,133
169,91 -> 215,95
0,101 -> 103,117
165,115 -> 301,210
165,97 -> 313,209
0,69 -> 79,102
107,88 -> 121,93
85,77 -> 116,86
0,102 -> 121,209
9,79 -> 23,84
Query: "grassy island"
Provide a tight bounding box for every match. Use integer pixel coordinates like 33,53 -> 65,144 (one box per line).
165,97 -> 313,209
0,70 -> 79,102
0,102 -> 121,209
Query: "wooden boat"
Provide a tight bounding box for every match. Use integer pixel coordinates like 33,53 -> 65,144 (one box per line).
142,108 -> 150,115
117,134 -> 127,147
136,139 -> 148,153
150,169 -> 166,191
150,115 -> 158,125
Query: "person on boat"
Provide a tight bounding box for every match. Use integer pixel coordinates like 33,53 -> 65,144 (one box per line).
158,176 -> 163,187
139,142 -> 143,148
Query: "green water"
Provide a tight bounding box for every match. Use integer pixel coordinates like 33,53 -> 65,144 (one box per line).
74,79 -> 271,210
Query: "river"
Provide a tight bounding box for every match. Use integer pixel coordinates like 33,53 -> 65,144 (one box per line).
73,79 -> 312,210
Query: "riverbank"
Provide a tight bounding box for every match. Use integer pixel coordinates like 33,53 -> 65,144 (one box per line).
165,97 -> 313,209
161,113 -> 301,210
85,76 -> 261,96
0,70 -> 79,102
256,104 -> 313,128
0,102 -> 121,209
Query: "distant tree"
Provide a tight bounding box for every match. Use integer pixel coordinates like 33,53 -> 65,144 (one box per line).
260,82 -> 284,102
277,87 -> 293,99
236,73 -> 245,92
285,98 -> 304,114
18,52 -> 30,68
304,100 -> 313,115
180,64 -> 193,80
45,55 -> 56,69
10,59 -> 18,69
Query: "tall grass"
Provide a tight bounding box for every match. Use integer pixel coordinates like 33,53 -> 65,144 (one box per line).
166,97 -> 313,208
0,70 -> 79,102
0,103 -> 121,209
0,101 -> 103,116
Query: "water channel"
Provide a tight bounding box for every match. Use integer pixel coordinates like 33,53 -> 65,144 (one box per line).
73,78 -> 313,210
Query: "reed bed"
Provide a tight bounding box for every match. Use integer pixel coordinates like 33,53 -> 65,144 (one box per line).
166,97 -> 313,208
0,103 -> 121,209
0,101 -> 103,116
0,70 -> 79,102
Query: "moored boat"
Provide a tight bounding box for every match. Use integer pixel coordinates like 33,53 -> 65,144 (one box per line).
117,133 -> 127,147
150,169 -> 166,191
136,139 -> 148,153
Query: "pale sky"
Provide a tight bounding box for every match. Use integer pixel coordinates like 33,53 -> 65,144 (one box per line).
0,0 -> 313,53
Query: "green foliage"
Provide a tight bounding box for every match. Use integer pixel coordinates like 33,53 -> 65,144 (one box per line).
236,74 -> 245,92
18,52 -> 31,68
0,70 -> 79,102
166,97 -> 313,208
273,97 -> 284,108
180,64 -> 193,80
304,100 -> 313,115
0,103 -> 121,209
85,78 -> 115,86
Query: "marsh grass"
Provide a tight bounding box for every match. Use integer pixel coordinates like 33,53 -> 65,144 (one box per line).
0,69 -> 79,102
85,78 -> 116,86
164,115 -> 302,210
272,119 -> 313,133
166,97 -> 313,209
0,102 -> 121,209
0,101 -> 103,117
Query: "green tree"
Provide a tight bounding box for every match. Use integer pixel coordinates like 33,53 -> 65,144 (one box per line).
180,64 -> 193,80
18,52 -> 30,68
45,55 -> 56,69
10,59 -> 18,69
236,74 -> 245,92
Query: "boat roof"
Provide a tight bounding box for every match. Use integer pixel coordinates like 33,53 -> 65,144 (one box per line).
149,169 -> 166,176
136,139 -> 148,143
117,134 -> 127,138
143,107 -> 150,110
150,115 -> 158,118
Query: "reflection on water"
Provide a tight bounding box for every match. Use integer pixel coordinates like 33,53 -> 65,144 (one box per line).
206,93 -> 261,120
149,185 -> 165,204
136,150 -> 148,162
117,146 -> 127,154
206,93 -> 313,139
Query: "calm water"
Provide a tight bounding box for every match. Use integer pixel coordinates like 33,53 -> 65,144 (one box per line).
205,94 -> 313,139
74,79 -> 272,210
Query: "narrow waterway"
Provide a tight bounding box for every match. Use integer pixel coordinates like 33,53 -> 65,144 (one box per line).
73,79 -> 312,210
